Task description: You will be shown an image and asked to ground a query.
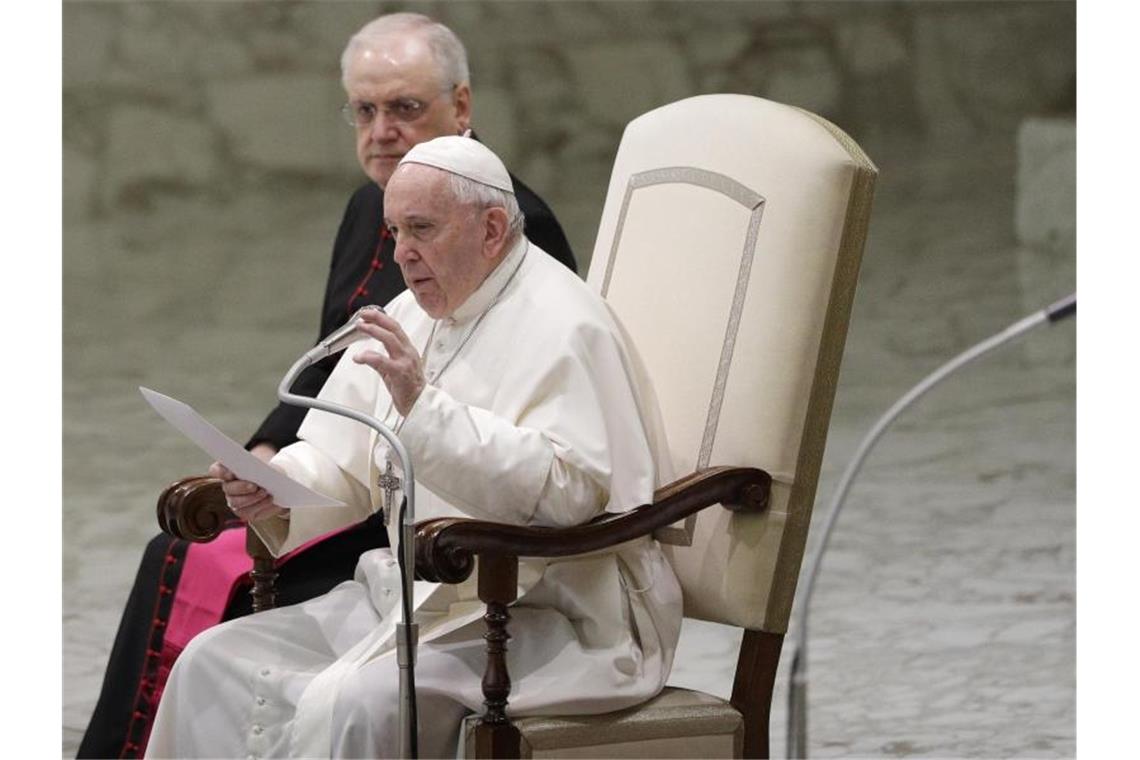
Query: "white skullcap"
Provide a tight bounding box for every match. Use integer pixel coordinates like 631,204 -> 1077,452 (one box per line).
397,135 -> 514,193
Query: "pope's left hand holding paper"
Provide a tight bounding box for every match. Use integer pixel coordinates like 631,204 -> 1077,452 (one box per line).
139,387 -> 345,523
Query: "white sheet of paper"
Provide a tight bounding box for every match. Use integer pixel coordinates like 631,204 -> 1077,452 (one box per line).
139,386 -> 345,508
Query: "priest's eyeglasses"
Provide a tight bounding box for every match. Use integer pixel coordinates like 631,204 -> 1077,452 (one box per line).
341,87 -> 456,128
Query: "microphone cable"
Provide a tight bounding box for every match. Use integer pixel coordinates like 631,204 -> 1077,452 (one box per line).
395,493 -> 418,758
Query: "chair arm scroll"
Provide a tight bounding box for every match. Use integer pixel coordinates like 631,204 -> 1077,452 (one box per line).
155,475 -> 279,611
415,465 -> 770,583
156,475 -> 236,542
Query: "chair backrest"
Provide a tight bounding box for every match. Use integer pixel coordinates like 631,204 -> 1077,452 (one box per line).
587,95 -> 876,634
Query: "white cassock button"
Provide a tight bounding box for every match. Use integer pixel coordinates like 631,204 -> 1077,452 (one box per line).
256,696 -> 267,706
252,724 -> 264,735
259,667 -> 271,677
382,587 -> 392,596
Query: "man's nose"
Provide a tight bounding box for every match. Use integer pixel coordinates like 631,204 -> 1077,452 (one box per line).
367,111 -> 399,141
393,238 -> 415,265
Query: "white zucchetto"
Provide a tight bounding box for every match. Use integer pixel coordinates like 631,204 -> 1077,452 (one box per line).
397,135 -> 514,194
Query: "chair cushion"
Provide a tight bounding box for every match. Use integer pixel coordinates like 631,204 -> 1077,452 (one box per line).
463,688 -> 743,758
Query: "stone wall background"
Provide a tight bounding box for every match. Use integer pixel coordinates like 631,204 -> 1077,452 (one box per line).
63,1 -> 1076,756
64,0 -> 1075,263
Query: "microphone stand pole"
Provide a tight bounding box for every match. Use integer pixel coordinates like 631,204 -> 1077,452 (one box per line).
277,353 -> 419,760
786,294 -> 1075,759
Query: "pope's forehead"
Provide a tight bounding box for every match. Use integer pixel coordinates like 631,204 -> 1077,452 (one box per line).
385,164 -> 453,211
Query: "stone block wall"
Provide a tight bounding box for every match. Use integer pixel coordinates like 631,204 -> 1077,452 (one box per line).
64,0 -> 1075,267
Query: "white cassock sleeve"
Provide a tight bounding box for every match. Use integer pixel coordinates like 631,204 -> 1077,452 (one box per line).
250,340 -> 388,557
397,384 -> 607,528
396,322 -> 656,528
248,440 -> 374,557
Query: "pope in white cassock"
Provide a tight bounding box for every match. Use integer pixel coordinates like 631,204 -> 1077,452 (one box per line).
145,136 -> 683,758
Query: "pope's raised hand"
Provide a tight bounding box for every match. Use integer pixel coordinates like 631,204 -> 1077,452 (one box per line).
351,308 -> 426,416
208,461 -> 289,523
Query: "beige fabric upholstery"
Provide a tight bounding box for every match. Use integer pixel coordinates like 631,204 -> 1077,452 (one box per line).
586,94 -> 876,634
465,688 -> 743,758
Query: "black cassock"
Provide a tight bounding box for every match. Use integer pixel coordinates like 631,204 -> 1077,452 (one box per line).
78,175 -> 575,759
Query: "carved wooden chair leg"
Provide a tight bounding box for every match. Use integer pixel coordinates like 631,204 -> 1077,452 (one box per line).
475,553 -> 521,759
246,528 -> 278,613
730,629 -> 784,759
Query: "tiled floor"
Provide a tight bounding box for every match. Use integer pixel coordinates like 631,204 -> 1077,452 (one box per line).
63,132 -> 1074,757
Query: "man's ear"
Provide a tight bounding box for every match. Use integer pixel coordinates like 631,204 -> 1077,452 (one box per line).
481,207 -> 510,259
453,84 -> 472,133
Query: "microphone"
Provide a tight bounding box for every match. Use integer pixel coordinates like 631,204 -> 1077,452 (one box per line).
1045,293 -> 1076,323
299,304 -> 385,367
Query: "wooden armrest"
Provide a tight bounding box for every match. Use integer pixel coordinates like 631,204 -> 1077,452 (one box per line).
415,465 -> 770,583
156,475 -> 238,542
155,476 -> 279,611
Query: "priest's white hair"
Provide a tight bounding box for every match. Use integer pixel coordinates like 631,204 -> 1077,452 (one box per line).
446,173 -> 525,243
341,13 -> 470,90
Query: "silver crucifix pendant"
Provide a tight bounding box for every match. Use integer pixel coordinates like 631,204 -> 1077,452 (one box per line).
377,459 -> 401,526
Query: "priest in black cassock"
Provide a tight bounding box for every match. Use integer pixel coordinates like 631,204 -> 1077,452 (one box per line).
77,13 -> 574,759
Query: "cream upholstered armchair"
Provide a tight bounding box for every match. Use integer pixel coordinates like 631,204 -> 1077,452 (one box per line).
417,94 -> 877,758
158,93 -> 876,758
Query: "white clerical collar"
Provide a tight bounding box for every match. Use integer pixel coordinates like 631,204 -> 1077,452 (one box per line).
445,236 -> 529,326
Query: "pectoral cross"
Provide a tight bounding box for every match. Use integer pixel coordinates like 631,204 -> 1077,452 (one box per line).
377,460 -> 401,526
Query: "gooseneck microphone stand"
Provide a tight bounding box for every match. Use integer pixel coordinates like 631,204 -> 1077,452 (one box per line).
277,306 -> 419,759
786,293 -> 1075,759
